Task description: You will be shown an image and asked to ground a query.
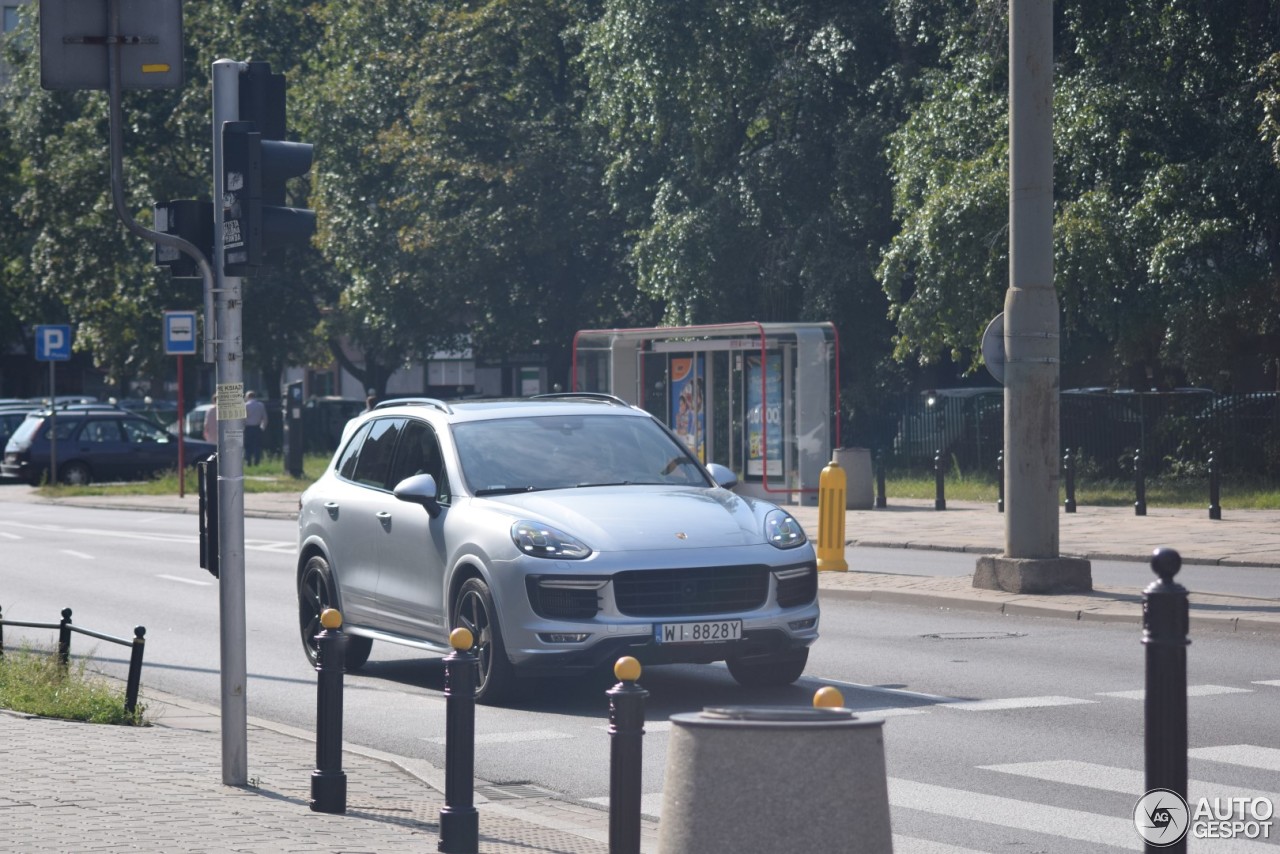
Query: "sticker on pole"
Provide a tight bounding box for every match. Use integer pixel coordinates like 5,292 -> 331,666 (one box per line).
216,382 -> 247,421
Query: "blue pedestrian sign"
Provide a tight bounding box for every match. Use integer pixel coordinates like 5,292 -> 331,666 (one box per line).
35,324 -> 72,361
164,310 -> 198,356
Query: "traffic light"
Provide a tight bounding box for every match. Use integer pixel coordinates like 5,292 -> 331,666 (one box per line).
153,199 -> 213,279
221,62 -> 316,276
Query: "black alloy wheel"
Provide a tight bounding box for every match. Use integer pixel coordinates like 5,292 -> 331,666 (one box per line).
454,577 -> 514,704
298,554 -> 372,669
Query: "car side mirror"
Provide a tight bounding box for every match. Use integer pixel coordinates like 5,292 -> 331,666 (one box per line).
706,462 -> 738,490
393,473 -> 442,518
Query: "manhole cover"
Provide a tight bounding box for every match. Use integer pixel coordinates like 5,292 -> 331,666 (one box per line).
921,631 -> 1027,640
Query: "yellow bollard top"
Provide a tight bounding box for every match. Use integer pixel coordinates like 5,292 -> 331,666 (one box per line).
614,656 -> 642,682
319,608 -> 342,630
449,627 -> 474,651
813,686 -> 845,709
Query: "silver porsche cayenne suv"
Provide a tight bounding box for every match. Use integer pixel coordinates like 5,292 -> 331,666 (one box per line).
296,394 -> 819,703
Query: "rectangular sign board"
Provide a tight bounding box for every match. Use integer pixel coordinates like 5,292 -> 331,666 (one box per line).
40,0 -> 183,90
164,310 -> 197,356
35,324 -> 72,361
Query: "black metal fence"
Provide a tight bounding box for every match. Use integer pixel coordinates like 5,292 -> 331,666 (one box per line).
849,388 -> 1280,480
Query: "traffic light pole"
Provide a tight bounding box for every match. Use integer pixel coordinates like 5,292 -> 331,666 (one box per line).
212,58 -> 250,787
104,0 -> 214,362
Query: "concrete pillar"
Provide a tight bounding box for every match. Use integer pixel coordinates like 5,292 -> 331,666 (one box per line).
975,0 -> 1091,593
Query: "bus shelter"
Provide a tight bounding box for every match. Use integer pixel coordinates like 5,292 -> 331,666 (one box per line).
571,322 -> 840,504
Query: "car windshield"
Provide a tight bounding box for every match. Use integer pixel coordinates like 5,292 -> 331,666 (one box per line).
453,413 -> 709,494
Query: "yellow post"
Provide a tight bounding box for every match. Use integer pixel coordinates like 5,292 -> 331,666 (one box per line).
817,456 -> 848,571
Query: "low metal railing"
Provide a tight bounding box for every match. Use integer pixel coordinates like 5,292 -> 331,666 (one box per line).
0,606 -> 147,715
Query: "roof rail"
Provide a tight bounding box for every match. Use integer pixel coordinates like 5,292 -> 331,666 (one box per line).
373,397 -> 454,414
531,392 -> 630,407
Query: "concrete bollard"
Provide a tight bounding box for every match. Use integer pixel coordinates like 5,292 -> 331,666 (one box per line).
439,627 -> 479,854
658,692 -> 892,854
817,457 -> 848,572
311,608 -> 347,814
607,657 -> 648,854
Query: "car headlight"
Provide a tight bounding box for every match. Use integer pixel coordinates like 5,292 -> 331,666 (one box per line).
511,520 -> 592,559
764,509 -> 807,549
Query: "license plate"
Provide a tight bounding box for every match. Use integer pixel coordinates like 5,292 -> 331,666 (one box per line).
654,619 -> 742,644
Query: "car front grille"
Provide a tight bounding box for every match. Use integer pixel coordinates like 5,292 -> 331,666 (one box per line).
613,565 -> 769,617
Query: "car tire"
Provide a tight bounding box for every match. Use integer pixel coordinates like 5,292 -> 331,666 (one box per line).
726,648 -> 809,688
61,461 -> 92,486
298,554 -> 373,670
454,576 -> 515,705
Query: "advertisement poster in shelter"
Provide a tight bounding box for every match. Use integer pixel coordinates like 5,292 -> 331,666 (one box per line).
746,353 -> 783,477
669,355 -> 705,461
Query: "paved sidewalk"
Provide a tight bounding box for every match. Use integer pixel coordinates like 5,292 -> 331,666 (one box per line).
2,687 -> 658,853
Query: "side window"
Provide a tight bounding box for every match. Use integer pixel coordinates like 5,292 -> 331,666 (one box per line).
335,423 -> 372,482
351,418 -> 405,489
80,420 -> 123,443
387,419 -> 452,505
121,419 -> 168,443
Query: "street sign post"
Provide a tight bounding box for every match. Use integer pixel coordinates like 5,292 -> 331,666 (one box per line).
34,324 -> 73,484
39,0 -> 183,91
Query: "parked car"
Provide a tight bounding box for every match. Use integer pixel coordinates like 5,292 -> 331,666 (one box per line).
296,394 -> 820,703
0,404 -> 36,458
1,407 -> 216,485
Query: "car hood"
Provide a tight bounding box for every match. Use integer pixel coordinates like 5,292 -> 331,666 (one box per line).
477,486 -> 775,551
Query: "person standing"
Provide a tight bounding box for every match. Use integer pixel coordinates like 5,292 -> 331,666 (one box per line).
244,390 -> 268,467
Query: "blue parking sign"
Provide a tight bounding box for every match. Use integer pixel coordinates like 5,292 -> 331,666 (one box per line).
35,325 -> 72,361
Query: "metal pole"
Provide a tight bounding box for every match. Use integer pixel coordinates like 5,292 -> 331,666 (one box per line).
48,361 -> 57,484
996,450 -> 1005,513
212,57 -> 249,787
1004,0 -> 1060,558
57,607 -> 72,669
1143,548 -> 1188,854
608,657 -> 648,854
1208,451 -> 1221,520
1134,450 -> 1147,517
934,450 -> 946,511
874,450 -> 887,509
177,355 -> 186,497
1064,448 -> 1076,513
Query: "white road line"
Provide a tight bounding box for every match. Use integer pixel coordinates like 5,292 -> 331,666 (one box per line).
887,777 -> 1133,847
1,521 -> 291,553
60,549 -> 94,560
423,728 -> 573,746
891,836 -> 995,854
981,759 -> 1280,808
0,531 -> 20,540
595,721 -> 672,733
1190,745 -> 1280,773
1097,684 -> 1254,700
946,695 -> 1097,712
1252,680 -> 1280,688
157,574 -> 212,586
803,677 -> 960,704
854,706 -> 932,718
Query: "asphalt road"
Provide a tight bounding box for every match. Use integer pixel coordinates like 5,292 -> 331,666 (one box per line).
3,502 -> 1278,852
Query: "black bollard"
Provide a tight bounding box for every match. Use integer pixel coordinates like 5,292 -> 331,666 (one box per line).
57,607 -> 73,670
996,450 -> 1004,514
1134,451 -> 1147,517
1208,452 -> 1221,521
608,657 -> 649,854
311,608 -> 348,813
874,451 -> 887,510
934,450 -> 946,511
1143,549 -> 1189,853
124,626 -> 146,716
439,628 -> 479,854
1064,448 -> 1077,513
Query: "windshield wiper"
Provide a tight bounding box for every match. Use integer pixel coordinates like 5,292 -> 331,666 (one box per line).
473,485 -> 546,496
575,481 -> 633,488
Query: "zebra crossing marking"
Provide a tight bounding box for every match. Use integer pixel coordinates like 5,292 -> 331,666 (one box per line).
1190,745 -> 1280,773
946,695 -> 1097,711
1097,684 -> 1254,700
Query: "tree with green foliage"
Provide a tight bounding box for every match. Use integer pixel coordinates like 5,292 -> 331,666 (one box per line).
304,0 -> 643,390
880,0 -> 1280,391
